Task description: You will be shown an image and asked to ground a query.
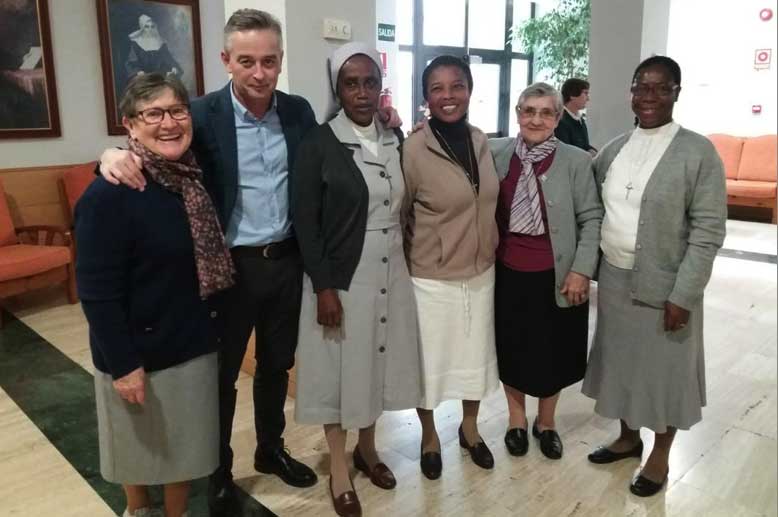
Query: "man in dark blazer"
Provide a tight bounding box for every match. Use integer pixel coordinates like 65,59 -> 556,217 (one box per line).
556,78 -> 597,155
99,9 -> 319,514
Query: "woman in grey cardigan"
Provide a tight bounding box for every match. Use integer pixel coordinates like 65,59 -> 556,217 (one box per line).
490,83 -> 602,461
582,56 -> 727,497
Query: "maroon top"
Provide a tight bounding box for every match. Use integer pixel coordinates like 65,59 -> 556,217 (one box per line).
496,151 -> 556,272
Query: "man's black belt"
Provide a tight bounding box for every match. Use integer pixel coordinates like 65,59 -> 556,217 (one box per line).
232,237 -> 298,260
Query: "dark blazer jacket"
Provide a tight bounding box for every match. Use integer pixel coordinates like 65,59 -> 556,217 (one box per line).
555,110 -> 595,153
190,83 -> 317,230
75,177 -> 217,379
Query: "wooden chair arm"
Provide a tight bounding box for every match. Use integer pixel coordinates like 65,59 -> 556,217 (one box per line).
15,225 -> 73,247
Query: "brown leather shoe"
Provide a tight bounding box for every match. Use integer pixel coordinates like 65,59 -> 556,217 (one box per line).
329,476 -> 362,517
353,446 -> 397,490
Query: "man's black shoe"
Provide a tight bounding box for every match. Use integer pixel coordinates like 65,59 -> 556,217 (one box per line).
255,447 -> 318,488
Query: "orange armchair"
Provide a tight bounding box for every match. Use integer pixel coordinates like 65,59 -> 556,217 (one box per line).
0,178 -> 76,327
59,161 -> 97,227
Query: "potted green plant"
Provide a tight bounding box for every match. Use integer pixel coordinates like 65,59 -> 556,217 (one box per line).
510,0 -> 591,84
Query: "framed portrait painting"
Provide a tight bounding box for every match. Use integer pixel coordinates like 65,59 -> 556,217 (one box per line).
96,0 -> 204,135
0,0 -> 61,139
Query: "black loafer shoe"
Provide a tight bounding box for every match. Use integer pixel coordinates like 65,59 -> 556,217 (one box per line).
532,421 -> 563,460
207,473 -> 239,516
458,425 -> 494,469
629,469 -> 668,497
419,444 -> 442,480
588,440 -> 644,464
255,447 -> 318,488
504,428 -> 529,457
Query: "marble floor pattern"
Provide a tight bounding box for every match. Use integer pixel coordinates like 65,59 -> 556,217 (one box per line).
0,219 -> 775,517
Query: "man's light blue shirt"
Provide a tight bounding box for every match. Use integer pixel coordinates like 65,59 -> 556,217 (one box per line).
227,83 -> 292,247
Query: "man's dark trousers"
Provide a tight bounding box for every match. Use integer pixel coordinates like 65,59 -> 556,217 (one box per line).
215,244 -> 303,478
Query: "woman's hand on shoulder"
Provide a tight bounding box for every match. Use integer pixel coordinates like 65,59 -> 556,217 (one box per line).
112,367 -> 146,405
316,288 -> 343,328
560,271 -> 590,306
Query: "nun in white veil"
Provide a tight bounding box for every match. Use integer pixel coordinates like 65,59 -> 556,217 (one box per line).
125,14 -> 181,80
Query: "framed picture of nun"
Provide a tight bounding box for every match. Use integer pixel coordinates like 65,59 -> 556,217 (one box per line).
0,0 -> 61,139
96,0 -> 203,135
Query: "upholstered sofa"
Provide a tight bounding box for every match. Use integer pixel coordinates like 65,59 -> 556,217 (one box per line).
708,134 -> 777,223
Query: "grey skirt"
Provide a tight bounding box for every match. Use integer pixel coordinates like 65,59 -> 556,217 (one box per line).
582,259 -> 706,433
94,352 -> 219,485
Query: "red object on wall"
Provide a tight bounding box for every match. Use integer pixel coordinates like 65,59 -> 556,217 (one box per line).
754,49 -> 772,70
759,8 -> 773,21
379,51 -> 388,78
752,105 -> 763,114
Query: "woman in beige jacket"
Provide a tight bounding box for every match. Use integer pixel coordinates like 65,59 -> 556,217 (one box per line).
402,55 -> 500,479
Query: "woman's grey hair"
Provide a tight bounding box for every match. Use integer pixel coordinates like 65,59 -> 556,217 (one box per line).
224,9 -> 283,50
119,73 -> 189,118
517,82 -> 564,115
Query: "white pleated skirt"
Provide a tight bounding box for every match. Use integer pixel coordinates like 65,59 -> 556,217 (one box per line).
412,266 -> 500,409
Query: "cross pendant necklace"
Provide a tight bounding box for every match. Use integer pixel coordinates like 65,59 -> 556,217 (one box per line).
625,182 -> 634,199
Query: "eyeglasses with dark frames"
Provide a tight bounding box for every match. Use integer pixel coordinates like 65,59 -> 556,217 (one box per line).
135,104 -> 191,124
630,83 -> 679,97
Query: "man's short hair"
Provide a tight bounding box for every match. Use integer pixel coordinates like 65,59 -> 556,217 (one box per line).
561,78 -> 590,103
224,9 -> 283,50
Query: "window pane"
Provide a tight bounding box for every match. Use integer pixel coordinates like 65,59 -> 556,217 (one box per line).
468,62 -> 500,134
423,0 -> 465,47
509,59 -> 530,137
396,0 -> 413,46
511,0 -> 533,53
396,51 -> 414,135
468,0 -> 506,50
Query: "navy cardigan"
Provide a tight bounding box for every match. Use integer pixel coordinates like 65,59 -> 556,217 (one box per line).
75,177 -> 217,379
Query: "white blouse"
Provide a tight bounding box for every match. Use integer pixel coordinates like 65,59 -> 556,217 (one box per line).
350,118 -> 379,157
600,121 -> 680,269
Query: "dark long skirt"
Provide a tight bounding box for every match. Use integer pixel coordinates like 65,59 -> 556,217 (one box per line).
495,262 -> 589,398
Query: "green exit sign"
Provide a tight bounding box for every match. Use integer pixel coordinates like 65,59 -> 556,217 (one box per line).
378,23 -> 396,42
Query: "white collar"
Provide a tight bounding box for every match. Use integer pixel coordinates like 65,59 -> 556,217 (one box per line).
564,106 -> 583,121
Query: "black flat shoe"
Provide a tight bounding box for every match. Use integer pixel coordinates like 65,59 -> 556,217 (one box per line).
255,446 -> 318,488
458,425 -> 494,469
532,421 -> 563,460
207,471 -> 239,516
588,440 -> 644,464
629,469 -> 668,497
419,444 -> 442,480
504,428 -> 529,457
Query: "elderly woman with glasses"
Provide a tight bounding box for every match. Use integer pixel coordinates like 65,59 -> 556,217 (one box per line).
75,73 -> 233,517
489,82 -> 602,460
583,56 -> 726,497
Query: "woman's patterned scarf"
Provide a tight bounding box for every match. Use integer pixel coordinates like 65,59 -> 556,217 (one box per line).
128,137 -> 235,298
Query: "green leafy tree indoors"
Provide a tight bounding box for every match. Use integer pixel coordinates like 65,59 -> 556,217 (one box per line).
510,0 -> 591,84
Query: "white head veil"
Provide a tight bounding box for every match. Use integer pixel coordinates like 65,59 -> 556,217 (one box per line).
326,42 -> 382,120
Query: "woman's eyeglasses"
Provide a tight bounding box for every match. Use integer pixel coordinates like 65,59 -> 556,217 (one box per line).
135,104 -> 191,124
518,107 -> 557,120
630,83 -> 678,97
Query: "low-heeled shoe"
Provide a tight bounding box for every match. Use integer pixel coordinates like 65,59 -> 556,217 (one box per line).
329,476 -> 362,517
419,444 -> 442,480
353,447 -> 396,490
504,428 -> 529,456
532,422 -> 563,460
629,469 -> 668,497
458,426 -> 494,469
588,440 -> 644,464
